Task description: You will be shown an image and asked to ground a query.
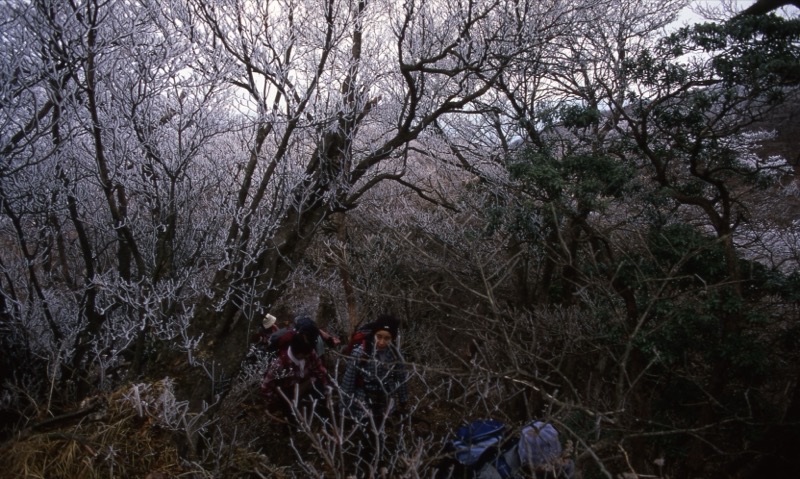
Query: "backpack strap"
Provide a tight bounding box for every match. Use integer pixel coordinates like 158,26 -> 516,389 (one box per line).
267,328 -> 294,353
343,322 -> 377,356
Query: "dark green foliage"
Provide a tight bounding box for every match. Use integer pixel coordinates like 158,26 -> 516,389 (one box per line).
560,104 -> 602,129
647,224 -> 728,281
637,14 -> 800,90
628,223 -> 793,383
683,15 -> 800,87
505,104 -> 638,234
509,149 -> 635,212
622,15 -> 799,212
469,13 -> 800,479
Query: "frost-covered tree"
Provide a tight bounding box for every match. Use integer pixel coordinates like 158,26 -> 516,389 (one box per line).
0,0 -> 602,410
153,0 -> 610,402
0,0 -> 240,408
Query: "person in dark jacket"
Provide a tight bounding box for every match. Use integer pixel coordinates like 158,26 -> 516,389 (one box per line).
340,314 -> 408,421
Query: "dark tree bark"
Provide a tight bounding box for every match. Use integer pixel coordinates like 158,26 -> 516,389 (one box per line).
740,0 -> 800,16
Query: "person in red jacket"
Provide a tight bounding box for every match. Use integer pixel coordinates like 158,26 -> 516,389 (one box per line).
260,331 -> 329,416
252,313 -> 280,351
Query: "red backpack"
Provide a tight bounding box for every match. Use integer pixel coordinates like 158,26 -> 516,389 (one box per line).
342,322 -> 379,356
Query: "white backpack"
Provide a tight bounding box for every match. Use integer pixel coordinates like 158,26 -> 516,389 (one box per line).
518,421 -> 562,468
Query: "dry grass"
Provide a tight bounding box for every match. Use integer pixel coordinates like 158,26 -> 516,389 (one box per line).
0,370 -> 518,479
0,400 -> 182,478
0,382 -> 284,479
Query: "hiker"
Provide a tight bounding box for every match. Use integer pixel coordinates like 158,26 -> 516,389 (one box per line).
253,313 -> 280,351
340,314 -> 408,421
294,314 -> 341,356
268,314 -> 340,358
260,329 -> 330,416
245,313 -> 282,364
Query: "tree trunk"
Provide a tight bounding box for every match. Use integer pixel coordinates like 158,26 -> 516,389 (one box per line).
334,212 -> 361,331
169,158 -> 337,407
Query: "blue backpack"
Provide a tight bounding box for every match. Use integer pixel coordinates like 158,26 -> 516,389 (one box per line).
449,419 -> 514,478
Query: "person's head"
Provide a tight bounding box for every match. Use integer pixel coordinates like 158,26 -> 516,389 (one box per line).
290,332 -> 314,359
262,313 -> 277,330
293,314 -> 320,346
372,314 -> 399,351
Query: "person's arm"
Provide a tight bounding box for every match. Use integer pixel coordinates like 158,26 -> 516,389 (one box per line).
319,329 -> 341,348
340,347 -> 362,397
393,349 -> 409,405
